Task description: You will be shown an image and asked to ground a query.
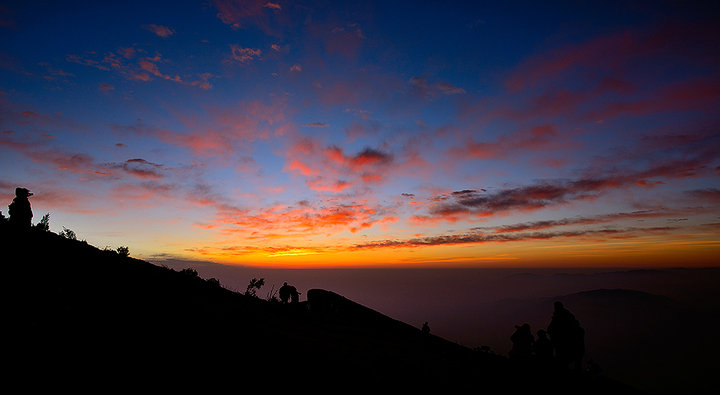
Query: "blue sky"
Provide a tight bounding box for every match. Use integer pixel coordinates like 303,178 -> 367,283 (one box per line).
1,0 -> 718,266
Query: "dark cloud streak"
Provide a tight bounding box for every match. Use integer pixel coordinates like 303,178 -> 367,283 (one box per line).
353,226 -> 677,250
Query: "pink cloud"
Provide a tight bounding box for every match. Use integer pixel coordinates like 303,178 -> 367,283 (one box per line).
505,23 -> 718,93
284,136 -> 395,193
112,99 -> 291,157
409,76 -> 466,98
416,154 -> 718,224
212,0 -> 284,35
1,130 -> 176,183
450,125 -> 572,160
143,24 -> 175,38
488,22 -> 720,129
686,188 -> 720,205
68,48 -> 213,89
585,76 -> 720,121
230,45 -> 262,63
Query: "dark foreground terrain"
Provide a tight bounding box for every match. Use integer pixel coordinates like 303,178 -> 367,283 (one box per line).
3,224 -> 641,392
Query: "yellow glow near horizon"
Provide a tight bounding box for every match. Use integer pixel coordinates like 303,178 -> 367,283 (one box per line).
150,235 -> 720,269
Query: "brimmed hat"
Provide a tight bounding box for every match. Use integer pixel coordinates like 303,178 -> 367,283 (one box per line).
15,187 -> 33,197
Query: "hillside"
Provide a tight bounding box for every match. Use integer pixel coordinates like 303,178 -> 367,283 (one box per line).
2,223 -> 641,392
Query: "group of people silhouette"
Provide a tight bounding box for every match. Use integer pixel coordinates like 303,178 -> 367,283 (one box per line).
278,282 -> 300,304
2,187 -> 33,228
510,301 -> 585,370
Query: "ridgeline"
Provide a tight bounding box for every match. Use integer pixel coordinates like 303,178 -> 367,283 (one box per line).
2,222 -> 641,393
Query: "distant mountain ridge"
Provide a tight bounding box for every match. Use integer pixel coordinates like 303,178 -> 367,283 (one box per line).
2,222 -> 641,392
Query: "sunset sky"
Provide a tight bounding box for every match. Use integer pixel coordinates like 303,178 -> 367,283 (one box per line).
1,0 -> 718,267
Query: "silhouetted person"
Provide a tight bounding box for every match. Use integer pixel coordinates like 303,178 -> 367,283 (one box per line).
8,187 -> 33,229
279,282 -> 291,304
279,282 -> 299,304
509,323 -> 534,361
290,286 -> 299,303
547,301 -> 585,370
422,322 -> 430,335
534,329 -> 553,362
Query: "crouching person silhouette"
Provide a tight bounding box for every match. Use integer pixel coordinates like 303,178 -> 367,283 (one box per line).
8,187 -> 33,229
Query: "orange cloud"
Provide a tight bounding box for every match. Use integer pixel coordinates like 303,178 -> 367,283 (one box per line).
213,200 -> 397,239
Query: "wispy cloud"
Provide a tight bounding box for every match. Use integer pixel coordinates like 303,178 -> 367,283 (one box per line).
67,47 -> 214,89
143,24 -> 175,38
229,45 -> 262,64
304,122 -> 328,127
353,226 -> 678,250
284,135 -> 396,193
111,98 -> 291,157
449,125 -> 571,160
212,0 -> 284,35
413,154 -> 718,224
410,76 -> 466,98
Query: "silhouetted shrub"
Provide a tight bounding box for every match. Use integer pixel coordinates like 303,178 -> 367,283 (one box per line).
245,277 -> 265,297
180,268 -> 198,277
116,246 -> 130,257
207,278 -> 220,287
266,284 -> 279,302
35,213 -> 50,232
59,227 -> 77,240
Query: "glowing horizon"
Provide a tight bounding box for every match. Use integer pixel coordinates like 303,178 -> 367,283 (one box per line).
1,1 -> 718,268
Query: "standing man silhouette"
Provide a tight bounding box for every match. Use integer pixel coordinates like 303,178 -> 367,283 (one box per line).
8,187 -> 33,229
279,282 -> 291,304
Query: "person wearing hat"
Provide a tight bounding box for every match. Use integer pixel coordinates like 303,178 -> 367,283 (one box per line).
8,187 -> 33,229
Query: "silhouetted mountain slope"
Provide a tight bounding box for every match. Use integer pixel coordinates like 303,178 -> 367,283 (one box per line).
2,224 -> 641,392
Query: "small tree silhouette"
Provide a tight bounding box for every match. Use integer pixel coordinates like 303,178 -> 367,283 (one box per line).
116,246 -> 130,257
245,278 -> 265,297
35,213 -> 50,232
59,227 -> 77,240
